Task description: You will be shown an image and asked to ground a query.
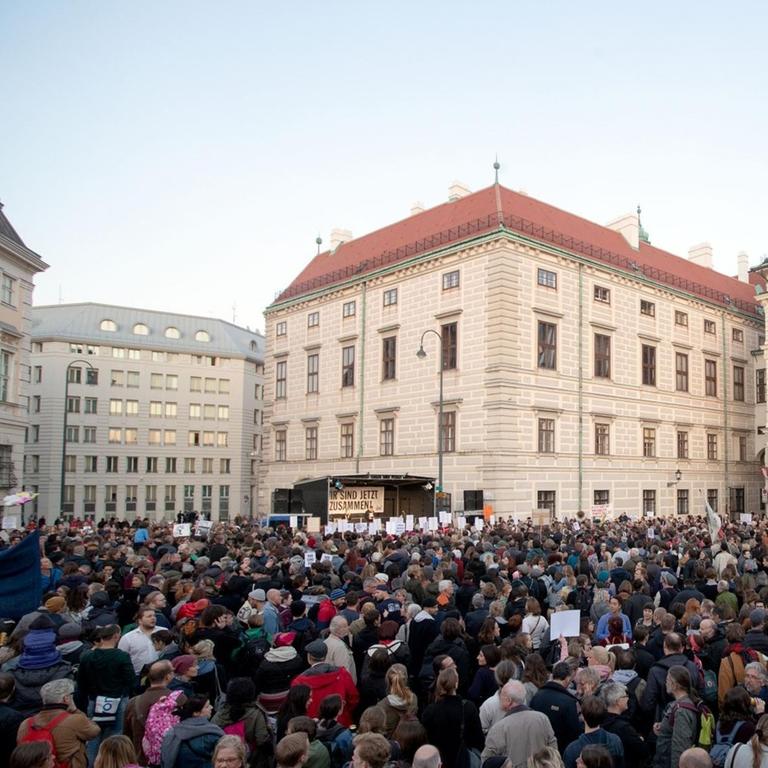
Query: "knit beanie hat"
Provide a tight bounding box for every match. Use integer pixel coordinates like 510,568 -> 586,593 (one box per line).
19,629 -> 62,669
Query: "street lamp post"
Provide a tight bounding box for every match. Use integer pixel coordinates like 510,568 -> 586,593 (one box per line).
61,360 -> 94,516
417,329 -> 444,516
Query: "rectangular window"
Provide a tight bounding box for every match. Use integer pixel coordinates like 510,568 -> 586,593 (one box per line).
382,337 -> 397,380
218,378 -> 230,394
220,458 -> 230,474
307,311 -> 320,328
677,489 -> 690,516
276,321 -> 287,337
733,328 -> 744,343
152,351 -> 166,363
126,456 -> 138,473
1,274 -> 15,306
734,366 -> 745,401
739,434 -> 747,461
204,376 -> 216,392
184,457 -> 196,473
643,490 -> 656,517
66,396 -> 80,413
63,485 -> 74,504
306,354 -> 319,394
127,349 -> 140,360
275,429 -> 287,461
109,399 -> 123,416
383,288 -> 398,307
146,457 -> 158,473
166,457 -> 177,473
707,433 -> 718,460
165,485 -> 176,502
380,418 -> 394,456
189,403 -> 201,419
537,491 -> 556,518
66,426 -> 79,443
67,367 -> 81,384
731,487 -> 745,516
108,428 -> 122,444
342,301 -> 356,318
640,300 -> 655,317
149,429 -> 161,445
442,270 -> 460,290
125,399 -> 138,416
594,285 -> 610,303
538,418 -> 555,453
202,457 -> 213,474
216,432 -> 228,447
704,319 -> 716,334
537,321 -> 557,370
643,427 -> 656,458
32,396 -> 41,413
145,485 -> 157,502
537,268 -> 557,289
165,402 -> 177,418
84,397 -> 97,414
126,485 -> 137,502
340,423 -> 354,458
594,334 -> 611,378
440,411 -> 456,453
190,376 -> 202,392
110,370 -> 124,387
594,490 -> 610,506
305,426 -> 318,460
112,347 -> 125,359
707,489 -> 718,514
83,427 -> 96,443
675,311 -> 688,327
276,361 -> 287,399
125,428 -> 137,444
675,352 -> 689,392
341,346 -> 355,387
64,455 -> 76,473
642,345 -> 656,386
84,455 -> 98,473
164,429 -> 176,445
86,368 -> 98,385
149,401 -> 162,417
166,374 -> 178,390
202,431 -> 215,447
204,404 -> 215,420
757,369 -> 766,404
83,485 -> 96,503
705,359 -> 718,396
441,322 -> 458,370
217,405 -> 229,420
188,430 -> 200,446
34,366 -> 42,384
677,430 -> 689,459
595,423 -> 610,456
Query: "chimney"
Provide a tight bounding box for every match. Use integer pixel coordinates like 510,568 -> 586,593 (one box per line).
330,228 -> 353,251
688,242 -> 713,269
448,181 -> 471,202
606,212 -> 639,250
737,250 -> 749,283
410,201 -> 425,216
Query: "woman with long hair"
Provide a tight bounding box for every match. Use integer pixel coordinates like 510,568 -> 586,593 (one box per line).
527,747 -> 564,768
652,666 -> 699,768
376,664 -> 417,738
576,746 -> 613,768
211,678 -> 271,768
422,667 -> 483,768
160,695 -> 224,768
94,736 -> 138,768
714,687 -> 756,752
276,685 -> 311,742
9,744 -> 53,768
467,644 -> 501,706
392,719 -> 428,768
725,713 -> 768,767
477,617 -> 500,647
521,599 -> 549,651
522,652 -> 549,703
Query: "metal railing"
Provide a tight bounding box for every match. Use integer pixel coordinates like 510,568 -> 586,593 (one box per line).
274,210 -> 759,316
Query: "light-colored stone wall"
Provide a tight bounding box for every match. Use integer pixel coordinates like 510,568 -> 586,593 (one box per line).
262,232 -> 762,520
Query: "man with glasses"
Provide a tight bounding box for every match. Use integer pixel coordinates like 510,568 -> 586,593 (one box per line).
601,682 -> 649,768
742,661 -> 768,713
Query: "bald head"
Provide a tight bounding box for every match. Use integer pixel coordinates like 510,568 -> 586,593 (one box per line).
500,680 -> 527,710
412,746 -> 441,768
329,615 -> 349,638
267,589 -> 281,606
679,748 -> 712,768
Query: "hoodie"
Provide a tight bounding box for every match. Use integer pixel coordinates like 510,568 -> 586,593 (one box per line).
292,663 -> 359,726
160,717 -> 223,768
377,693 -> 417,737
253,645 -> 305,693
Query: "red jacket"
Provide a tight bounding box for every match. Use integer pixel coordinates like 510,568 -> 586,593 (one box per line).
291,663 -> 359,726
316,600 -> 338,629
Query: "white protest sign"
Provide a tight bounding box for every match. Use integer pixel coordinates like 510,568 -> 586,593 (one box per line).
289,515 -> 298,528
405,515 -> 414,531
328,486 -> 385,517
418,517 -> 428,529
457,516 -> 467,528
325,524 -> 336,535
386,520 -> 397,535
550,609 -> 581,638
195,519 -> 213,537
368,521 -> 379,535
1,515 -> 19,530
172,523 -> 191,537
572,521 -> 581,532
740,513 -> 753,524
306,516 -> 321,533
320,553 -> 334,564
647,527 -> 656,539
439,510 -> 451,525
355,523 -> 368,533
427,517 -> 439,531
394,520 -> 406,535
304,551 -> 316,567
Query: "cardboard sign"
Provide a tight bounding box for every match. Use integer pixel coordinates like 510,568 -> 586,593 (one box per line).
172,523 -> 191,537
304,551 -> 316,567
328,486 -> 384,517
306,516 -> 321,533
195,519 -> 213,536
550,609 -> 581,638
532,509 -> 550,527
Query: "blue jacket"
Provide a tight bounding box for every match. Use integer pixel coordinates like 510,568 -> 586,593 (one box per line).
563,729 -> 625,768
595,611 -> 632,641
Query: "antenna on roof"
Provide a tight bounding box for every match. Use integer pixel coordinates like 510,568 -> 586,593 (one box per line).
315,236 -> 322,255
493,155 -> 500,185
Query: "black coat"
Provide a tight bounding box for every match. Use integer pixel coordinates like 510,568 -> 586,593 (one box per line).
640,653 -> 702,722
252,653 -> 305,693
422,695 -> 483,768
530,680 -> 582,753
603,712 -> 650,768
421,636 -> 472,693
464,608 -> 489,638
0,703 -> 24,768
743,629 -> 768,656
408,614 -> 439,676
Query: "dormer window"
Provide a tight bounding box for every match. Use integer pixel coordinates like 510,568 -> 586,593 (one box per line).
165,327 -> 180,339
100,319 -> 117,332
195,330 -> 210,342
133,323 -> 149,335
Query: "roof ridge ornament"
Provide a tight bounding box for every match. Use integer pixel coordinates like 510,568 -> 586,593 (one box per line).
637,205 -> 651,245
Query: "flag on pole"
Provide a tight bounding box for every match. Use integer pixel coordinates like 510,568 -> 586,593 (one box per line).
705,495 -> 723,541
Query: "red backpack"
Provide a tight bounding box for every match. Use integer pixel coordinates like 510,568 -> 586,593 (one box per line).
19,711 -> 71,768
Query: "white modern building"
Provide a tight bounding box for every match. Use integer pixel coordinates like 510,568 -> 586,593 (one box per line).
0,204 -> 48,498
262,180 -> 765,521
27,304 -> 264,521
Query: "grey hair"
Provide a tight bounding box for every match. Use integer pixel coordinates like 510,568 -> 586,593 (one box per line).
438,580 -> 452,592
405,603 -> 421,620
575,667 -> 601,687
501,679 -> 527,706
745,661 -> 768,680
471,593 -> 485,609
495,659 -> 521,687
41,678 -> 75,705
601,681 -> 628,709
213,735 -> 247,767
329,615 -> 348,635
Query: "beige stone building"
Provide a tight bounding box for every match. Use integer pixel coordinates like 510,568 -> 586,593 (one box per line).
27,304 -> 264,521
0,204 -> 48,499
262,182 -> 765,521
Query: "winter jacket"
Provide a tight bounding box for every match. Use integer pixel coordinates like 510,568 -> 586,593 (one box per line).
530,681 -> 583,753
160,716 -> 224,768
421,636 -> 472,692
640,653 -> 702,722
743,629 -> 768,656
654,697 -> 698,768
360,639 -> 411,680
468,666 -> 497,707
376,693 -> 418,738
17,706 -> 100,768
125,686 -> 186,764
291,663 -> 359,726
286,617 -> 319,656
316,599 -> 337,631
0,702 -> 24,768
481,706 -> 558,768
464,608 -> 489,638
563,729 -> 625,768
407,611 -> 439,675
76,646 -> 135,698
212,702 -> 271,768
603,713 -> 649,768
252,646 -> 305,693
719,644 -> 763,708
12,660 -> 73,715
423,695 -> 483,768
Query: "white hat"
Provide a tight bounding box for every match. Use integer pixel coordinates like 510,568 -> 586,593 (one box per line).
374,573 -> 389,583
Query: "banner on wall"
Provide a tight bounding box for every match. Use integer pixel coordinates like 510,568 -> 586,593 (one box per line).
328,486 -> 385,517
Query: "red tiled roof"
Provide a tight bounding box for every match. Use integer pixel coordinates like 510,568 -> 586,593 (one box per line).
274,184 -> 760,316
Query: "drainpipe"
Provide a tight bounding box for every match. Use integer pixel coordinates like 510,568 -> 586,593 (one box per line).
356,281 -> 367,474
578,263 -> 584,515
722,311 -> 729,518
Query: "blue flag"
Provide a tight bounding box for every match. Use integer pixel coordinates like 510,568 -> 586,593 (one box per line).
0,531 -> 41,620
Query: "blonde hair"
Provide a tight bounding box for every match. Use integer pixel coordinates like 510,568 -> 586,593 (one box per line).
213,736 -> 246,768
192,638 -> 215,659
94,736 -> 137,768
527,747 -> 565,768
385,664 -> 415,708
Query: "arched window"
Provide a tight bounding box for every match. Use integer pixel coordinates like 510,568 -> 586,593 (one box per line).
195,330 -> 210,342
100,319 -> 117,332
133,323 -> 149,335
165,327 -> 180,339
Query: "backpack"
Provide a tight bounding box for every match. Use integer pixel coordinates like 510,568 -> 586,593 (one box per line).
670,700 -> 715,751
19,712 -> 71,768
317,722 -> 349,768
142,690 -> 182,765
570,587 -> 592,617
701,668 -> 718,706
240,634 -> 270,671
223,719 -> 256,752
709,721 -> 743,768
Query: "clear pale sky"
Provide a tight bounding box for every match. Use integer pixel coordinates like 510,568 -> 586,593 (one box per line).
2,2 -> 766,334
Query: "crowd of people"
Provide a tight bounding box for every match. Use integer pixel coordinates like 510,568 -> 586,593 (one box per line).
2,513 -> 768,768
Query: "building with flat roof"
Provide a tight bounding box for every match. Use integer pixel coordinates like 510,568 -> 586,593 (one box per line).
262,179 -> 765,521
27,303 -> 264,521
0,204 -> 48,499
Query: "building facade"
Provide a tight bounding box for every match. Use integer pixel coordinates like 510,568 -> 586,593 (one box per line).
0,204 -> 48,498
262,182 -> 765,521
27,304 -> 264,521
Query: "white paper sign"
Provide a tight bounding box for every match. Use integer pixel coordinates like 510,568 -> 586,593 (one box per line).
740,513 -> 753,524
172,523 -> 191,537
647,527 -> 656,539
320,553 -> 334,563
394,520 -> 406,535
405,515 -> 414,531
1,515 -> 19,530
457,516 -> 467,528
550,609 -> 581,638
439,511 -> 451,525
385,520 -> 397,535
368,521 -> 379,535
289,515 -> 298,528
572,521 -> 581,532
418,517 -> 428,529
195,520 -> 213,536
325,523 -> 336,535
355,523 -> 368,533
304,551 -> 316,567
427,517 -> 439,531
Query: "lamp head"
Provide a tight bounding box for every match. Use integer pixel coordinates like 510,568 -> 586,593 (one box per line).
675,469 -> 682,482
416,346 -> 427,359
